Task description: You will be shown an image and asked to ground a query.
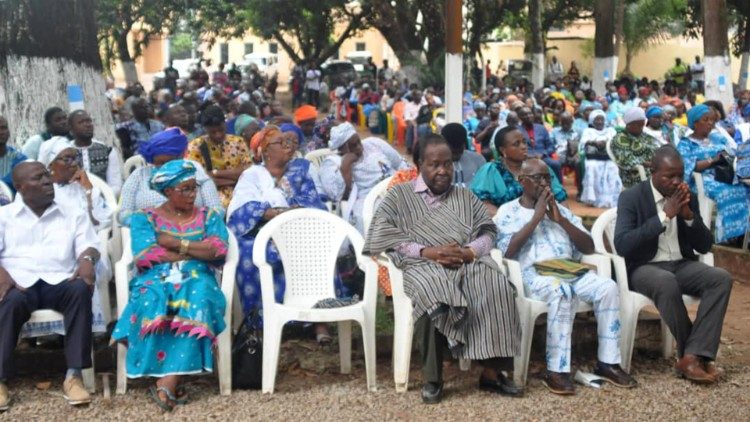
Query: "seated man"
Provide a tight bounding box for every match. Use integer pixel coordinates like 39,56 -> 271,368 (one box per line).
441,123 -> 486,187
364,134 -> 522,404
0,162 -> 101,410
614,146 -> 732,384
495,158 -> 637,395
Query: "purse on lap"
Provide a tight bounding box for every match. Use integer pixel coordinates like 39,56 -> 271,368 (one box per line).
533,258 -> 596,280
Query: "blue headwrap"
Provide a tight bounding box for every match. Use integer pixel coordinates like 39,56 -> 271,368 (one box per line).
280,123 -> 304,145
149,159 -> 197,193
645,106 -> 663,119
139,128 -> 188,164
742,103 -> 750,118
687,104 -> 711,129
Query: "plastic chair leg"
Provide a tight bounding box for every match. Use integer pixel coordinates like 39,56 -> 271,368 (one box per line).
83,348 -> 96,393
619,303 -> 640,373
660,319 -> 675,359
217,329 -> 232,395
392,312 -> 413,393
338,320 -> 352,374
261,319 -> 283,394
361,316 -> 378,392
513,309 -> 536,386
459,359 -> 471,371
116,343 -> 127,394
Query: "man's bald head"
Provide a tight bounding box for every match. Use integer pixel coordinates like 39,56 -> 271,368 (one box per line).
652,145 -> 683,173
12,161 -> 44,189
12,161 -> 55,210
520,157 -> 548,175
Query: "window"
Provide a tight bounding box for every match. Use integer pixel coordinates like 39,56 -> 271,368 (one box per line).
220,43 -> 229,65
356,42 -> 366,52
244,43 -> 254,55
269,43 -> 278,54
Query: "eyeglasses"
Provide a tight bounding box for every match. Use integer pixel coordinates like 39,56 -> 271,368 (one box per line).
267,139 -> 294,149
172,185 -> 198,195
523,173 -> 551,183
55,155 -> 79,165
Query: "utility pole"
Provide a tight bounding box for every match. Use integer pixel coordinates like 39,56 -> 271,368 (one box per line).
445,0 -> 463,124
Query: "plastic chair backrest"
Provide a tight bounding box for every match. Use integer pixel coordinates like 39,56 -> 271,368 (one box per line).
0,180 -> 13,203
591,208 -> 618,255
362,177 -> 392,235
88,173 -> 118,210
252,208 -> 363,308
692,172 -> 714,229
605,139 -> 617,162
305,148 -> 334,169
122,155 -> 146,180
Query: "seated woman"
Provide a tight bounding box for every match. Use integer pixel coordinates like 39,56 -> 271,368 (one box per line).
319,122 -> 408,233
112,160 -> 228,411
185,105 -> 253,208
678,104 -> 750,245
227,126 -> 344,340
471,126 -> 567,217
119,128 -> 221,225
579,109 -> 622,208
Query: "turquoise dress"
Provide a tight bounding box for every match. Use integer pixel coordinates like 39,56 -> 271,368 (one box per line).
470,160 -> 567,206
112,207 -> 228,378
678,134 -> 750,243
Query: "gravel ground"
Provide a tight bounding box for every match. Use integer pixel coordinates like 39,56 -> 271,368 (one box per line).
3,346 -> 749,421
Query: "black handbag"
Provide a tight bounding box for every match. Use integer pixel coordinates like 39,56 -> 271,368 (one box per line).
231,310 -> 263,390
712,152 -> 735,184
584,141 -> 609,160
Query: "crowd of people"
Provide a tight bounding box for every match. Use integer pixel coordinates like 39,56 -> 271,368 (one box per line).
0,53 -> 746,411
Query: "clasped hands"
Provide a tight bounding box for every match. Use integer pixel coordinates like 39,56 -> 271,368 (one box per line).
663,182 -> 694,221
421,242 -> 475,269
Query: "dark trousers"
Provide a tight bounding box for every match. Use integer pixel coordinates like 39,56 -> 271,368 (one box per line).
415,315 -> 513,384
306,89 -> 319,107
630,259 -> 732,360
0,279 -> 93,379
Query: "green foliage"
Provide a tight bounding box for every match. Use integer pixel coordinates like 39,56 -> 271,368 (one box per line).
622,0 -> 686,58
170,32 -> 193,60
682,0 -> 750,56
193,0 -> 368,67
97,0 -> 189,69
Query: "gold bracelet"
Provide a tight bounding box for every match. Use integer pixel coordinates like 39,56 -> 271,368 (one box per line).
179,239 -> 190,256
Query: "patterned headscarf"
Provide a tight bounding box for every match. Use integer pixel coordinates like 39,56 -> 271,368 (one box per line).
313,114 -> 336,140
250,125 -> 281,157
234,114 -> 256,137
149,159 -> 197,193
139,128 -> 188,164
329,122 -> 357,150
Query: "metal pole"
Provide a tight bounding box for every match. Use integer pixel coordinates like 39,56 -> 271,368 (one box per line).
445,0 -> 463,124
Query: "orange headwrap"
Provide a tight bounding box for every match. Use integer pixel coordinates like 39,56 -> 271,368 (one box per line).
294,105 -> 318,124
250,125 -> 281,158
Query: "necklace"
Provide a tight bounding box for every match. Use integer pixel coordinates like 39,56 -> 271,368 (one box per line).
166,204 -> 186,217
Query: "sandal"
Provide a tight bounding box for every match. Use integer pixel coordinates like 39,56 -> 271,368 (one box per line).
174,385 -> 189,405
148,386 -> 176,412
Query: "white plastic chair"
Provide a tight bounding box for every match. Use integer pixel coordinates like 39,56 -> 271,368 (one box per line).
361,178 -> 470,392
591,208 -> 701,371
252,208 -> 378,394
0,180 -> 13,203
304,148 -> 334,169
115,228 -> 238,396
491,250 -> 610,386
122,155 -> 145,181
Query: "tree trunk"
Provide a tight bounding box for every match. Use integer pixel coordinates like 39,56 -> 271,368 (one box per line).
739,17 -> 750,90
0,0 -> 115,148
613,0 -> 625,57
624,47 -> 633,77
703,0 -> 733,108
593,0 -> 616,95
116,31 -> 139,84
528,0 -> 545,89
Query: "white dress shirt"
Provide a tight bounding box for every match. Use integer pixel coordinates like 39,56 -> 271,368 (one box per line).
0,197 -> 100,288
650,180 -> 694,263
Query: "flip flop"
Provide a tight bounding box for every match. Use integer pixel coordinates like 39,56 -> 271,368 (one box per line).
175,385 -> 189,405
316,332 -> 333,345
148,386 -> 176,412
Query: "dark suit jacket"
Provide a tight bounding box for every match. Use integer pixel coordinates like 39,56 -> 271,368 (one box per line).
614,181 -> 713,274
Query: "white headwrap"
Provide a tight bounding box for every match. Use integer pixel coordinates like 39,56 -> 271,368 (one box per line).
622,107 -> 646,125
588,109 -> 607,125
39,136 -> 75,167
329,122 -> 357,150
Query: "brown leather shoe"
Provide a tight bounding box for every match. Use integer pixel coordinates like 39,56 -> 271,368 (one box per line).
703,360 -> 725,382
675,354 -> 714,384
542,371 -> 576,395
593,362 -> 638,388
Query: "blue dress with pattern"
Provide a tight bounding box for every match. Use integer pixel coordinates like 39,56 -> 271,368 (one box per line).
678,134 -> 750,243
